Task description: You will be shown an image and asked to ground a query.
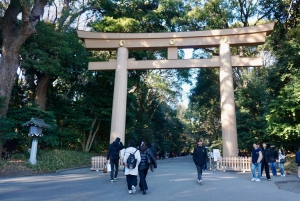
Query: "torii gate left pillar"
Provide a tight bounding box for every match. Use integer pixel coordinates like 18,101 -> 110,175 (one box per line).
110,47 -> 128,143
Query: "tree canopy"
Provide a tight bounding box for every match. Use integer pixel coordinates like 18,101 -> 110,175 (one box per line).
1,0 -> 300,158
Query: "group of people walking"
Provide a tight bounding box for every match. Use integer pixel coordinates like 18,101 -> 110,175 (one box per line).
106,138 -> 300,194
106,138 -> 157,195
252,142 -> 289,181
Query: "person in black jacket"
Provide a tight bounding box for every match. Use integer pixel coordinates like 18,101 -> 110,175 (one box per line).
138,144 -> 157,195
106,137 -> 124,183
261,142 -> 271,181
296,146 -> 300,179
149,142 -> 157,172
193,140 -> 208,185
269,144 -> 278,176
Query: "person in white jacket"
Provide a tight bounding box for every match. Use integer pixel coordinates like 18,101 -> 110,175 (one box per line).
123,140 -> 141,194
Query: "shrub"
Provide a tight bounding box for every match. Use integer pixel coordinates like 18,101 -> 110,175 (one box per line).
11,151 -> 30,160
284,155 -> 298,174
25,150 -> 96,173
0,160 -> 8,168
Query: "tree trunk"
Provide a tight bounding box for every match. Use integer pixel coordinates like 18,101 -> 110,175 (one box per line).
0,0 -> 47,117
0,49 -> 20,117
34,74 -> 51,111
84,116 -> 101,152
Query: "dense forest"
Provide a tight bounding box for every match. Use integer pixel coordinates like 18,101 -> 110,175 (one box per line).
1,0 -> 300,159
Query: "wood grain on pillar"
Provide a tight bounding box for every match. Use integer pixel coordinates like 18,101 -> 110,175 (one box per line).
219,39 -> 238,157
110,47 -> 128,144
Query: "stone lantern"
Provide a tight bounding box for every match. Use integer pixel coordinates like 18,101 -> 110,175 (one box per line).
22,118 -> 50,165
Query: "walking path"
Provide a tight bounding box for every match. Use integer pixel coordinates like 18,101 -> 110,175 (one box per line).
0,156 -> 299,201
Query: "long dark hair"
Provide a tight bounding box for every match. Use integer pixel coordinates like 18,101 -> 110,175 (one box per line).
140,145 -> 147,153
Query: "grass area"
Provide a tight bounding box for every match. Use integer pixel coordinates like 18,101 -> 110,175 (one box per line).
0,159 -> 8,168
284,154 -> 298,174
11,150 -> 97,173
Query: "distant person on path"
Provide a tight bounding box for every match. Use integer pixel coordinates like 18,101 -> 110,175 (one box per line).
149,142 -> 157,172
269,144 -> 278,176
193,140 -> 208,185
261,142 -> 271,181
106,137 -> 124,183
278,148 -> 286,177
296,146 -> 300,179
138,144 -> 157,195
124,140 -> 141,194
251,142 -> 263,182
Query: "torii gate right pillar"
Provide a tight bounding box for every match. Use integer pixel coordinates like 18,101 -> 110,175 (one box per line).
219,37 -> 238,157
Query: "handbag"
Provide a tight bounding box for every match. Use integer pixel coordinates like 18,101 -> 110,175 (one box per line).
280,159 -> 286,163
107,163 -> 112,172
103,163 -> 107,173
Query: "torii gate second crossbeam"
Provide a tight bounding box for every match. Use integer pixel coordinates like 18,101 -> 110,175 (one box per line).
77,22 -> 275,157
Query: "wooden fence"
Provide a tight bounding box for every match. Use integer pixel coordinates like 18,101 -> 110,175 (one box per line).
216,157 -> 252,172
91,156 -> 124,171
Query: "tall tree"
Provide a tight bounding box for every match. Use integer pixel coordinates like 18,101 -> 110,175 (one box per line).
0,0 -> 48,117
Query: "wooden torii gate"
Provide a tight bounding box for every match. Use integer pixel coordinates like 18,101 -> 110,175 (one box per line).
77,22 -> 274,157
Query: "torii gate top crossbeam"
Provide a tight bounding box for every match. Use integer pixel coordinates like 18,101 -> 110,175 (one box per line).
77,23 -> 274,50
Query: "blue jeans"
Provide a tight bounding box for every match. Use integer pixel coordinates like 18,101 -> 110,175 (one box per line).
279,163 -> 285,175
251,163 -> 261,179
270,162 -> 277,176
196,165 -> 203,180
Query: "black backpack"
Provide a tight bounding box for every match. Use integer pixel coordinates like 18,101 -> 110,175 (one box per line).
127,149 -> 138,169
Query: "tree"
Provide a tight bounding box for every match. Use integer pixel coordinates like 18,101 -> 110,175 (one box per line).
0,0 -> 48,117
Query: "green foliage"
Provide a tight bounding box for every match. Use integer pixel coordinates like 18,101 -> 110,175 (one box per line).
3,0 -> 300,157
236,70 -> 269,150
7,105 -> 58,148
90,17 -> 140,32
25,150 -> 95,173
187,68 -> 221,149
0,117 -> 17,140
0,159 -> 8,168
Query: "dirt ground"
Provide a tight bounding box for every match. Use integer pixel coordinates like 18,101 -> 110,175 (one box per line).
0,160 -> 37,177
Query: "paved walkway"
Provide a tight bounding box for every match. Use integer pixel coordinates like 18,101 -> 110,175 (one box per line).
1,156 -> 299,201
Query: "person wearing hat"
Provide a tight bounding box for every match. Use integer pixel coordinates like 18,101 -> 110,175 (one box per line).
106,137 -> 124,183
193,140 -> 208,185
269,144 -> 278,176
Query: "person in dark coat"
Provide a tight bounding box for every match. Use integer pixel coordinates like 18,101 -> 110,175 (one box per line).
296,146 -> 300,179
269,144 -> 278,176
193,140 -> 208,185
138,144 -> 157,195
149,142 -> 157,171
261,142 -> 271,181
106,137 -> 124,183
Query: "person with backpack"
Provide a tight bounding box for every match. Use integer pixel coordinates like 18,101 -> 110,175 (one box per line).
106,137 -> 124,183
123,140 -> 141,194
138,144 -> 157,195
